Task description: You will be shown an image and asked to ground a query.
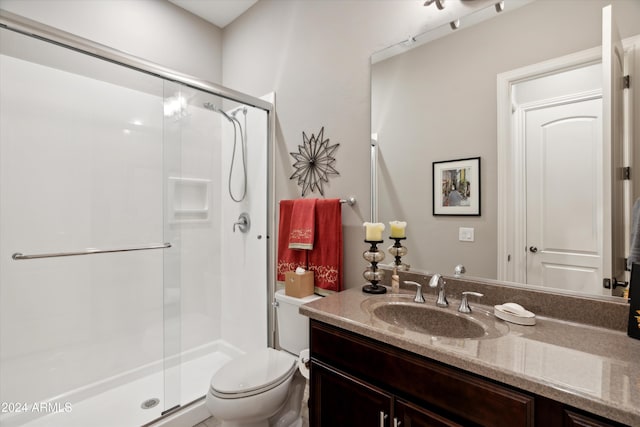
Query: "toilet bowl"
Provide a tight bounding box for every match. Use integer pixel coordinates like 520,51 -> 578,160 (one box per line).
206,348 -> 298,427
206,290 -> 321,427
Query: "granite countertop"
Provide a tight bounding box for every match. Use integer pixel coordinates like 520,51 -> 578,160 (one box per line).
300,287 -> 640,426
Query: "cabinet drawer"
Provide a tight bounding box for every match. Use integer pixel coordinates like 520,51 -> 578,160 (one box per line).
396,398 -> 465,427
311,320 -> 534,427
564,409 -> 624,427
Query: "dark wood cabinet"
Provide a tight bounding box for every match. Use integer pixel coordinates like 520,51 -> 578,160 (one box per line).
311,362 -> 392,427
310,362 -> 462,427
309,320 -> 628,427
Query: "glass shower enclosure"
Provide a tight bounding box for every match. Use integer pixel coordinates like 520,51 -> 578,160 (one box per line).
0,11 -> 272,427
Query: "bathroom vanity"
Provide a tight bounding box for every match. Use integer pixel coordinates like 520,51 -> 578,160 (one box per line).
300,287 -> 640,427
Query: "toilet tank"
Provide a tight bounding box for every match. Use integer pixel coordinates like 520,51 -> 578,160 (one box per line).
275,289 -> 322,355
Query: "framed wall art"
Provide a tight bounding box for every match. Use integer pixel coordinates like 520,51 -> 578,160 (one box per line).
433,157 -> 481,216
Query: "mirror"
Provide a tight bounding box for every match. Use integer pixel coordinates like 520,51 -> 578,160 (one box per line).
371,0 -> 640,298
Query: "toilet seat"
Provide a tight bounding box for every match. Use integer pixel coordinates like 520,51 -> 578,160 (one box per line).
210,348 -> 297,399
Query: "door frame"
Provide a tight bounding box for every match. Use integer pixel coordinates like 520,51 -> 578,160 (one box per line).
497,47 -> 601,283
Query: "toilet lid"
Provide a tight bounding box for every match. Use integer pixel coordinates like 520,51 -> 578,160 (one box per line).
210,348 -> 297,397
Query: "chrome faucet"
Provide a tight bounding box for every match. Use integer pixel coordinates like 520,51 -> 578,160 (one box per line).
429,274 -> 448,307
403,281 -> 425,303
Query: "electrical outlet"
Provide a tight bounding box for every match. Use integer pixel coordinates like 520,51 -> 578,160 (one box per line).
459,227 -> 474,242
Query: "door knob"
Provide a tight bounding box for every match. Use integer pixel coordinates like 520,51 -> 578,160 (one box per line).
529,246 -> 538,253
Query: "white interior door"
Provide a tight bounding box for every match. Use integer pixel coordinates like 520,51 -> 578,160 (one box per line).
525,97 -> 604,294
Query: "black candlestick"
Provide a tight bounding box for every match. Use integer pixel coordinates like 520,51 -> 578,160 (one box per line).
362,240 -> 386,294
388,237 -> 409,271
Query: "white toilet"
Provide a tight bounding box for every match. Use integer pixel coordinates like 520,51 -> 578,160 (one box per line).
206,289 -> 321,427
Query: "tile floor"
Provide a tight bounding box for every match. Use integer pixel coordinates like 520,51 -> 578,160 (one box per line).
193,382 -> 309,427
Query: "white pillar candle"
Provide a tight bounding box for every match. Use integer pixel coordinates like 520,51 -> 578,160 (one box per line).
363,222 -> 385,241
389,221 -> 407,238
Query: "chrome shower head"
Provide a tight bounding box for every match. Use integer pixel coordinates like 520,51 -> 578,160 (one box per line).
203,102 -> 233,122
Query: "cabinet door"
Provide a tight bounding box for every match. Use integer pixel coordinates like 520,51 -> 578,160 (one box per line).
310,361 -> 392,427
564,409 -> 625,427
394,399 -> 464,427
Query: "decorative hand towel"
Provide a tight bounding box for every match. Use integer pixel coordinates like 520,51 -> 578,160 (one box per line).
288,198 -> 317,250
629,199 -> 640,270
307,199 -> 343,293
277,200 -> 308,284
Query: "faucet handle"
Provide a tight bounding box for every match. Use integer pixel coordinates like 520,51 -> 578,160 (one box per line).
403,281 -> 425,303
458,291 -> 483,313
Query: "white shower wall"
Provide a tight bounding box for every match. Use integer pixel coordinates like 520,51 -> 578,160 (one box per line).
219,101 -> 269,354
171,95 -> 223,351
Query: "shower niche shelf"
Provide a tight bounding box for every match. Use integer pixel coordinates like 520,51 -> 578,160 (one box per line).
168,177 -> 211,223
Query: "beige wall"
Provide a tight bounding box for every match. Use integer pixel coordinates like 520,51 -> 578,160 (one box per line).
0,0 -> 223,83
222,0 -> 496,289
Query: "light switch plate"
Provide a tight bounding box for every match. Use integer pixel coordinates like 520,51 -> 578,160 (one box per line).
459,227 -> 474,242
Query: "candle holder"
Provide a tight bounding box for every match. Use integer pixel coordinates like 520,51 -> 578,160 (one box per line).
388,237 -> 410,271
362,240 -> 386,294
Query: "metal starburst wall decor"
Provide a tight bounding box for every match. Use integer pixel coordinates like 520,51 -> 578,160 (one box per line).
289,127 -> 340,197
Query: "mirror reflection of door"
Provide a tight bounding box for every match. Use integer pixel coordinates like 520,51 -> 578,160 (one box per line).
519,84 -> 603,294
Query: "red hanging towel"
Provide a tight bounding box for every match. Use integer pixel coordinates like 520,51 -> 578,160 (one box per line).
307,199 -> 343,293
288,198 -> 317,250
277,200 -> 308,284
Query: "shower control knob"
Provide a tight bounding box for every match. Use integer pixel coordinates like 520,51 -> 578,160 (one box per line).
529,246 -> 538,253
233,212 -> 251,233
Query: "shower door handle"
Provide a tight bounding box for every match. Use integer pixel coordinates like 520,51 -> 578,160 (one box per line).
12,242 -> 172,260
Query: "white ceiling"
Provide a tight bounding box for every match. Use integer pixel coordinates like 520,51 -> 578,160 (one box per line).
168,0 -> 258,28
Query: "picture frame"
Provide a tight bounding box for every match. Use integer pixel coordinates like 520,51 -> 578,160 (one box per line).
433,157 -> 481,216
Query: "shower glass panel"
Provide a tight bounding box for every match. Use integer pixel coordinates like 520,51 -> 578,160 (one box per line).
163,84 -> 270,407
0,28 -> 177,426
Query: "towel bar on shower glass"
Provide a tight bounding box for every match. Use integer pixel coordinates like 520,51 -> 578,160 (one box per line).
11,242 -> 172,260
